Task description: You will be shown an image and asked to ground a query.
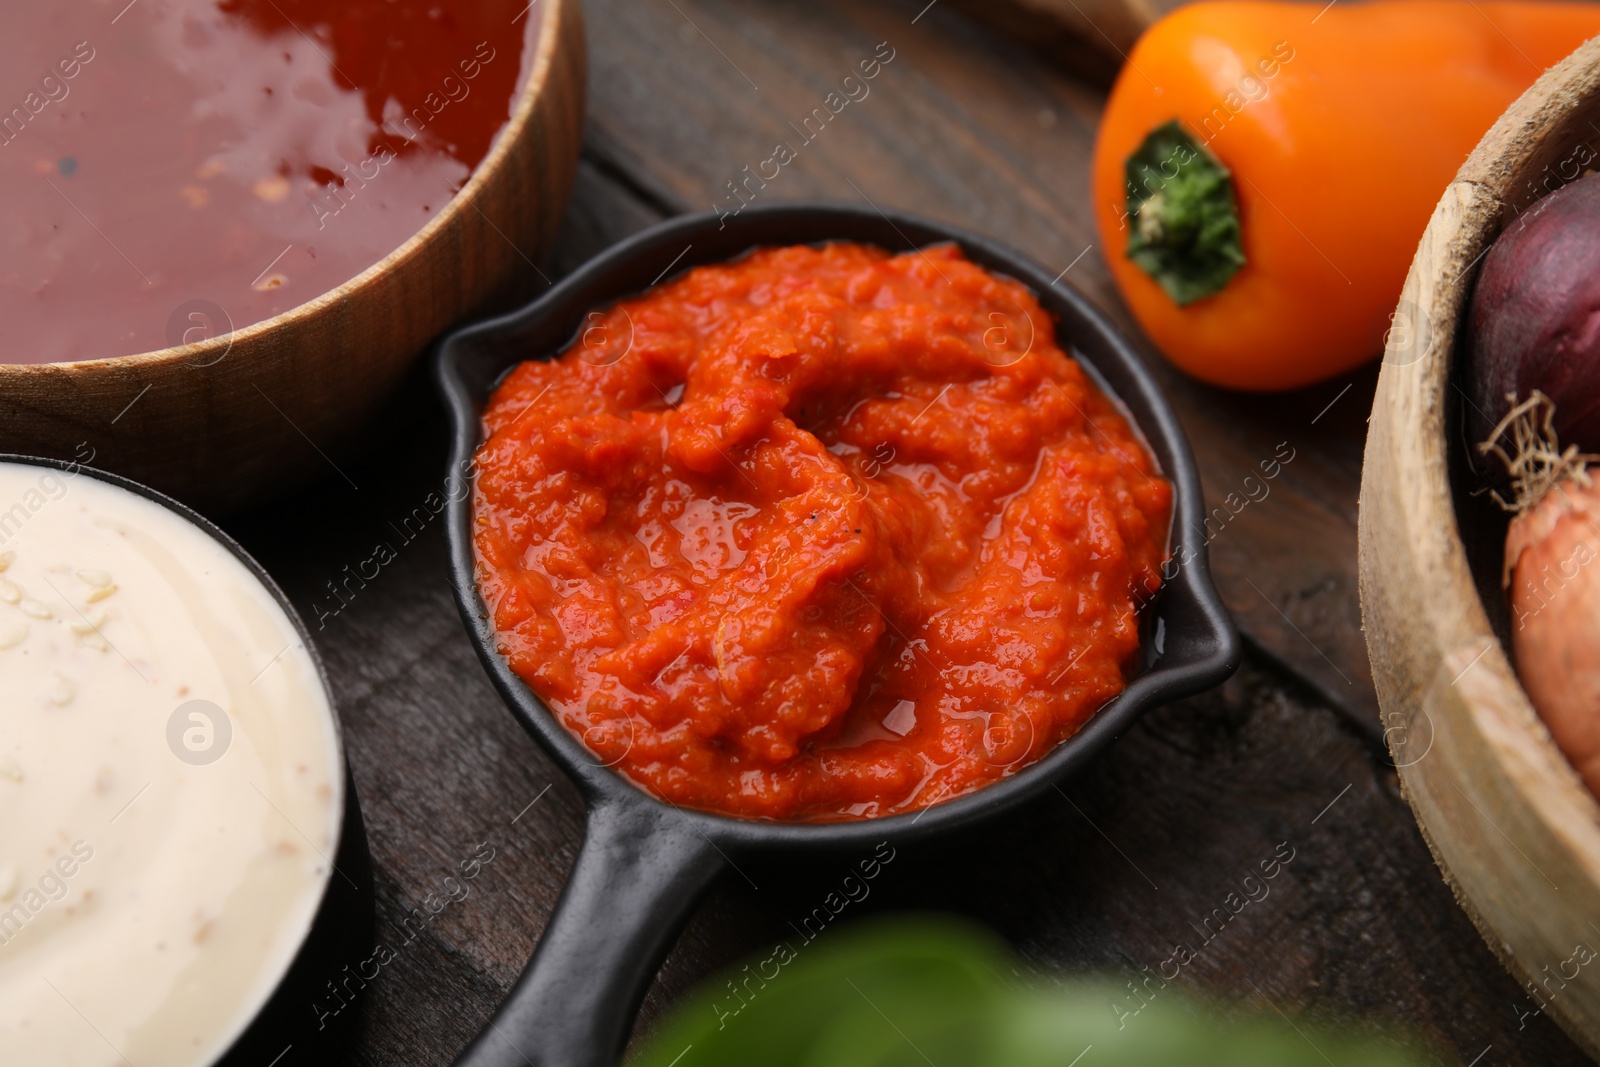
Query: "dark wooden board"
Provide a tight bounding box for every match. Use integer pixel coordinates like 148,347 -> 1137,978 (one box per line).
214,1 -> 1586,1064
943,0 -> 1195,86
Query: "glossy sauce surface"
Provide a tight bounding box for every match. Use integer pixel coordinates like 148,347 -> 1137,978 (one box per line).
474,243 -> 1171,821
0,0 -> 536,364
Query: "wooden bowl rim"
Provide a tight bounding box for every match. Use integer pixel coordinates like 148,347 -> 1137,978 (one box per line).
0,0 -> 573,373
1360,36 -> 1600,1053
1383,34 -> 1600,853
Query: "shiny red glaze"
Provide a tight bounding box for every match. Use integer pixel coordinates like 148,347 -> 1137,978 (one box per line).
474,243 -> 1171,821
0,0 -> 534,363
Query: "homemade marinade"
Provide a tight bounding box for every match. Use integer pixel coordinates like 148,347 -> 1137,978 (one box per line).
1,0 -> 536,363
474,243 -> 1171,821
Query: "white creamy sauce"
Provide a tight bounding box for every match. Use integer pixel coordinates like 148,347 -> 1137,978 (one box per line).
0,462 -> 341,1067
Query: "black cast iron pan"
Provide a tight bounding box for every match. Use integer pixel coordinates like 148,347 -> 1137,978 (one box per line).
435,203 -> 1241,1067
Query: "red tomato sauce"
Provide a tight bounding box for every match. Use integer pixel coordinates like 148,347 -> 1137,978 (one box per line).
474,243 -> 1171,821
1,0 -> 536,364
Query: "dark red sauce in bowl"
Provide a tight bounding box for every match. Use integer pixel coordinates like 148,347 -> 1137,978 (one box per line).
0,0 -> 538,364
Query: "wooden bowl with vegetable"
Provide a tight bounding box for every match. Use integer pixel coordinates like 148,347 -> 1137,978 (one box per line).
1359,35 -> 1600,1057
0,0 -> 584,513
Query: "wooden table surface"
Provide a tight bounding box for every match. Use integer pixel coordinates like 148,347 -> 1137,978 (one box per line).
219,1 -> 1588,1063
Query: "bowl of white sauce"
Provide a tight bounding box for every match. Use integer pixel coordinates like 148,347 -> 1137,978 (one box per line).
0,455 -> 368,1066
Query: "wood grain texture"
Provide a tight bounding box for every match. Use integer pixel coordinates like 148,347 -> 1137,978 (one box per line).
0,0 -> 585,513
205,1 -> 1588,1064
945,0 -> 1188,84
1359,36 -> 1600,1060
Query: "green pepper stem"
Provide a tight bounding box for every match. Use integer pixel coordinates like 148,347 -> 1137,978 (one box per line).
1123,121 -> 1246,306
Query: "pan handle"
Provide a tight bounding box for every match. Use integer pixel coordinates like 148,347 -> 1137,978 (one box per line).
454,794 -> 727,1067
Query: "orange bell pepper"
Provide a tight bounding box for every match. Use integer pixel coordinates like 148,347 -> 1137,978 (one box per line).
1092,0 -> 1600,392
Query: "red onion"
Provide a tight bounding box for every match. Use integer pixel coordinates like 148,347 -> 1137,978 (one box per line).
1469,171 -> 1600,460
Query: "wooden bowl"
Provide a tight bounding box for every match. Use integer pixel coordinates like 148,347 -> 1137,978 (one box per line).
0,0 -> 585,513
1360,37 -> 1600,1057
